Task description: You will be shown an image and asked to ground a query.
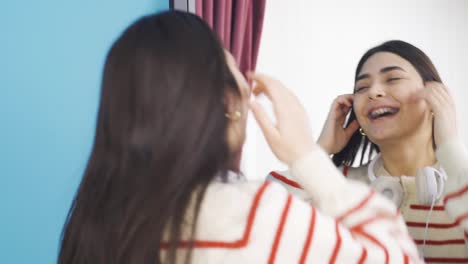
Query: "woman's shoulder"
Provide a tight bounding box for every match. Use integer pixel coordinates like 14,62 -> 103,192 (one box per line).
265,170 -> 311,201
202,179 -> 290,215
163,180 -> 294,263
195,180 -> 293,239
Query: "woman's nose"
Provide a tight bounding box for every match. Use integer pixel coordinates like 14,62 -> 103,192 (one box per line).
368,84 -> 385,100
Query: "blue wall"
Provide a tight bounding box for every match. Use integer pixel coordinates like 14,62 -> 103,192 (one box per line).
0,1 -> 169,263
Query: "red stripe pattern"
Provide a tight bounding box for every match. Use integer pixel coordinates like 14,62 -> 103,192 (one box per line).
454,212 -> 468,226
268,194 -> 292,264
406,221 -> 459,229
351,214 -> 398,231
354,229 -> 390,264
343,165 -> 349,177
337,191 -> 375,222
160,181 -> 271,249
328,222 -> 342,264
403,253 -> 409,264
357,247 -> 367,264
160,169 -> 422,263
414,239 -> 466,245
299,208 -> 316,264
410,204 -> 445,211
444,185 -> 468,204
424,257 -> 468,263
270,171 -> 303,189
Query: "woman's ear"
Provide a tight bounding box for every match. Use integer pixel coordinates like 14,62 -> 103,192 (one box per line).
224,89 -> 247,156
224,90 -> 241,115
226,84 -> 250,116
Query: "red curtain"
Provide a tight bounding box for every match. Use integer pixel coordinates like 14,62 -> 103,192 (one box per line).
195,0 -> 266,75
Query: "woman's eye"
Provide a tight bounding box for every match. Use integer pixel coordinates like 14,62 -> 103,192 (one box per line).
387,77 -> 401,82
355,86 -> 369,93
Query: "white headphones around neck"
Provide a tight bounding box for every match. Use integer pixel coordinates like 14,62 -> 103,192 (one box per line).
367,154 -> 447,207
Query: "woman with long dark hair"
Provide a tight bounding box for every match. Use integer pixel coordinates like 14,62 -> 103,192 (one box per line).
270,40 -> 468,262
59,14 -> 420,264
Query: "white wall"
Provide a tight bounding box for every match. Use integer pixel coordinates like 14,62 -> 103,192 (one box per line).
242,0 -> 468,180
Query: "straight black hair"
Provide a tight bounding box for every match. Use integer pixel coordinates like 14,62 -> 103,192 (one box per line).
59,11 -> 239,264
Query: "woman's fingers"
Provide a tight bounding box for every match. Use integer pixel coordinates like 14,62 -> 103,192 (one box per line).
344,120 -> 360,138
249,72 -> 295,121
423,82 -> 442,111
423,81 -> 458,146
331,94 -> 354,120
335,94 -> 354,107
249,72 -> 315,165
250,100 -> 280,145
249,73 -> 282,101
434,83 -> 454,106
424,82 -> 454,115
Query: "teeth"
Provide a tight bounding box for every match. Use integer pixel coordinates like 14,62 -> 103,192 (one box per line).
370,107 -> 398,119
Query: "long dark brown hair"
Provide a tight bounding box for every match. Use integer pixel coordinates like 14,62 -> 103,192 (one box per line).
58,11 -> 240,264
332,40 -> 442,167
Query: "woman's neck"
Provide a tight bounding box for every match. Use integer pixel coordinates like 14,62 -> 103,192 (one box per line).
378,134 -> 436,176
227,148 -> 243,172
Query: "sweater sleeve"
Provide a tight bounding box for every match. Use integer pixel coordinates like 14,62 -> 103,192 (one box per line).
250,180 -> 421,263
436,138 -> 468,233
249,147 -> 422,263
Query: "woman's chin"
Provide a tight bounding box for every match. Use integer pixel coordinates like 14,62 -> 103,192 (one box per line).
366,131 -> 397,145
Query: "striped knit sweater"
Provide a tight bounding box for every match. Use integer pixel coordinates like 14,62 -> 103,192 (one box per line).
160,148 -> 421,263
268,139 -> 468,263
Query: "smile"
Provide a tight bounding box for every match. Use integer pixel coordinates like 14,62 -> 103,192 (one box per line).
367,107 -> 400,120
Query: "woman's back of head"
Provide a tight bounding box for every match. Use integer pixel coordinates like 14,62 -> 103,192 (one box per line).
59,11 -> 239,264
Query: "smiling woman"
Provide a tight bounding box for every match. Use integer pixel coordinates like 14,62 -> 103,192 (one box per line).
331,41 -> 442,166
353,52 -> 437,148
269,40 -> 468,262
327,40 -> 467,262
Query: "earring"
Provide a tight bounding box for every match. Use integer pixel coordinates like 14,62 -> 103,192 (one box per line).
359,127 -> 366,136
225,111 -> 242,121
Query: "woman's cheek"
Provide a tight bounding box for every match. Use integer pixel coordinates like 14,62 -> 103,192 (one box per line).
352,96 -> 365,116
393,82 -> 425,103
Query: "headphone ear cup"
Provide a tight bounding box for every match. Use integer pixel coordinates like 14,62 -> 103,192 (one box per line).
371,176 -> 404,207
416,167 -> 439,205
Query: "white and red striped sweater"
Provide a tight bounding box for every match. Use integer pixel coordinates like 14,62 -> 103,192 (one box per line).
269,139 -> 468,263
161,148 -> 421,263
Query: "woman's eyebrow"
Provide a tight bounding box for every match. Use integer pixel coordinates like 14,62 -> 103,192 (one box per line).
356,66 -> 406,82
380,66 -> 406,74
356,73 -> 370,82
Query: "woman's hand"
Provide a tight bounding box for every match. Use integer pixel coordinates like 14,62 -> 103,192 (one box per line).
423,82 -> 458,147
249,73 -> 316,166
317,94 -> 359,155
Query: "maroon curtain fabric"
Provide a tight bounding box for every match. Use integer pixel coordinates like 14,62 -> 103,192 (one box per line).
195,0 -> 266,75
